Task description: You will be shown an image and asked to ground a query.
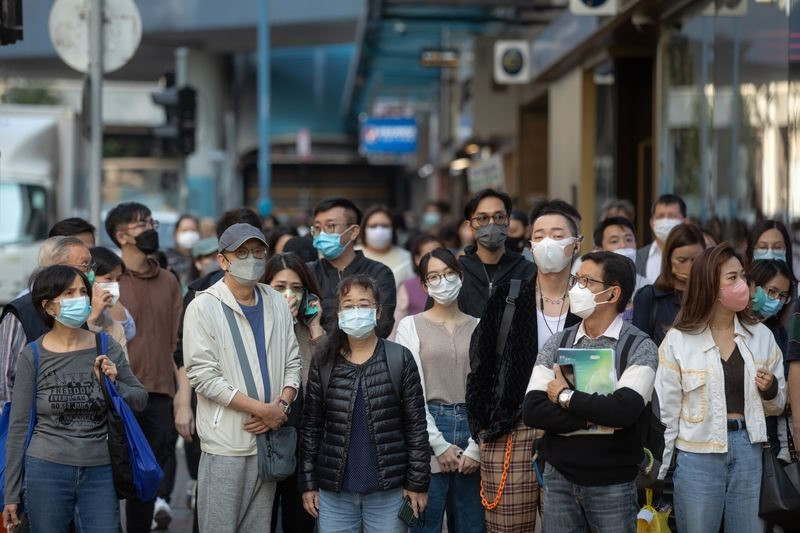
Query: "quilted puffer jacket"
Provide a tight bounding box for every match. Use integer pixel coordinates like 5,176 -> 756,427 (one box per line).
298,339 -> 430,493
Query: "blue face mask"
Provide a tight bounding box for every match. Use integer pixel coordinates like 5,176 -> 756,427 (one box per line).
54,296 -> 92,328
753,249 -> 787,263
338,307 -> 377,339
751,286 -> 785,319
313,232 -> 348,260
422,212 -> 441,228
85,270 -> 96,286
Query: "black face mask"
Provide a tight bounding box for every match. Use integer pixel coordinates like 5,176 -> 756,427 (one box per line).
506,236 -> 527,253
134,229 -> 160,255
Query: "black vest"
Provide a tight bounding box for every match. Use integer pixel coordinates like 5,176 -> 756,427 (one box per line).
0,293 -> 48,343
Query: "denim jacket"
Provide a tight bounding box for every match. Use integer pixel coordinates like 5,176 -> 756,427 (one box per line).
655,317 -> 785,479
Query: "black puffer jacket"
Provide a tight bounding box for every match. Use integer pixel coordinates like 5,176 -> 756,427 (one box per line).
466,278 -> 580,443
298,340 -> 430,494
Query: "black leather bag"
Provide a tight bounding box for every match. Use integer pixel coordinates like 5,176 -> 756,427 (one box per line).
96,333 -> 136,499
759,411 -> 800,528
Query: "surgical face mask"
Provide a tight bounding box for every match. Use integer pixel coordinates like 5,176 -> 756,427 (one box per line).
96,281 -> 120,306
568,284 -> 613,320
225,256 -> 265,287
313,231 -> 349,260
531,237 -> 576,274
134,229 -> 160,255
365,227 -> 393,250
753,249 -> 787,263
613,248 -> 637,263
422,212 -> 441,228
751,286 -> 785,319
52,296 -> 92,328
338,307 -> 377,339
475,224 -> 508,251
652,218 -> 682,242
718,279 -> 750,313
84,270 -> 96,286
176,230 -> 201,251
427,277 -> 462,306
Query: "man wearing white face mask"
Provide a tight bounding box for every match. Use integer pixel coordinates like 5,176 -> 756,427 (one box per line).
636,194 -> 687,285
523,251 -> 658,532
184,223 -> 302,531
592,217 -> 648,304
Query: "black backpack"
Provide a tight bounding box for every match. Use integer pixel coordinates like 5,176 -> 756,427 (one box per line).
319,339 -> 404,402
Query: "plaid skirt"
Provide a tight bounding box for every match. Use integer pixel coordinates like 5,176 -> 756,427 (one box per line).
480,421 -> 543,532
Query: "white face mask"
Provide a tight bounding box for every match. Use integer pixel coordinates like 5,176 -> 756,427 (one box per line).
652,218 -> 682,242
427,277 -> 462,306
226,256 -> 266,287
613,247 -> 637,263
176,230 -> 201,250
365,226 -> 393,250
96,281 -> 120,306
568,283 -> 613,319
531,237 -> 576,273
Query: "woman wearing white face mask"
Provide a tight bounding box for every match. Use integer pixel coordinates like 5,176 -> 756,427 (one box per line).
299,275 -> 430,533
166,214 -> 202,290
396,249 -> 483,533
359,206 -> 414,288
88,246 -> 132,356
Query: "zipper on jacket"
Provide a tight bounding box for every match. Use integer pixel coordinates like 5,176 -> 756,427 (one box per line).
482,263 -> 495,296
212,404 -> 224,427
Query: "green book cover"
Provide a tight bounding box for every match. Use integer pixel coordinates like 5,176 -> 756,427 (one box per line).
556,347 -> 617,436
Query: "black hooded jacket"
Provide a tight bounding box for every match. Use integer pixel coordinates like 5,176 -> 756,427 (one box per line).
466,278 -> 580,443
457,246 -> 535,319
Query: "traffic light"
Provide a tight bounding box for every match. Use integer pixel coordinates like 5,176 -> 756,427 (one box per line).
151,81 -> 197,156
0,0 -> 23,45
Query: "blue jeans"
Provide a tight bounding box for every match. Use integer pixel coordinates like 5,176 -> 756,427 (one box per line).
542,462 -> 637,533
673,427 -> 763,533
319,488 -> 406,533
412,402 -> 484,533
23,455 -> 119,533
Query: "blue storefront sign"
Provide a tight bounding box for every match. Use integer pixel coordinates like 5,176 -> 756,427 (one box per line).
360,117 -> 418,154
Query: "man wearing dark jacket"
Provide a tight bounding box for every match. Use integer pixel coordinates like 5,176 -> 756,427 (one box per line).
308,198 -> 396,337
458,189 -> 535,318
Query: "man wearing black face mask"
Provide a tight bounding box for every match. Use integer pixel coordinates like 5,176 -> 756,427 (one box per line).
457,189 -> 535,318
105,202 -> 184,532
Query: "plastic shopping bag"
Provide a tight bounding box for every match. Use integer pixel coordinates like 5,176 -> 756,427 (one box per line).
637,488 -> 671,533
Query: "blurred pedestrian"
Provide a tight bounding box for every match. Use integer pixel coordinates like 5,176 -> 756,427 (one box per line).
396,249 -> 484,533
284,235 -> 318,263
299,275 -> 429,532
598,197 -> 635,222
309,198 -> 397,338
166,214 -> 201,290
591,216 -> 647,320
267,226 -> 299,257
184,223 -> 302,532
2,265 -> 147,533
48,217 -> 96,248
656,244 -> 785,532
360,205 -> 414,287
506,210 -> 530,255
635,194 -> 688,285
191,237 -> 220,279
394,235 -> 443,328
746,220 -> 797,286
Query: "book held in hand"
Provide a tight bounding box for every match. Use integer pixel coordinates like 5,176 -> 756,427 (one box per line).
556,348 -> 617,436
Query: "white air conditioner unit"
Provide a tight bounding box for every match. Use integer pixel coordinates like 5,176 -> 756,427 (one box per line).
494,40 -> 531,84
569,0 -> 620,16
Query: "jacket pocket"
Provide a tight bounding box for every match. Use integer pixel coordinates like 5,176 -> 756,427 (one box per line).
212,404 -> 224,428
679,371 -> 707,423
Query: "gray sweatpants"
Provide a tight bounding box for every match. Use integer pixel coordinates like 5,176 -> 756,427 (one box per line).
198,452 -> 277,532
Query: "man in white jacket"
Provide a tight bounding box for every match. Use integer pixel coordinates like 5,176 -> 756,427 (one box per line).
184,223 -> 302,531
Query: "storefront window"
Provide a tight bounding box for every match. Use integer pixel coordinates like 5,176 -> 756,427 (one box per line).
659,0 -> 793,242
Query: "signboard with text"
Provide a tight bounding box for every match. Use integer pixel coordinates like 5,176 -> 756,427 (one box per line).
360,117 -> 418,155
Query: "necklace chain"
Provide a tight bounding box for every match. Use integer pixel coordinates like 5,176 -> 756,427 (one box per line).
537,282 -> 569,336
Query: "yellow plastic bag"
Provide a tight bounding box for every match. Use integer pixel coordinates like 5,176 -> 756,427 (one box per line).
636,489 -> 671,533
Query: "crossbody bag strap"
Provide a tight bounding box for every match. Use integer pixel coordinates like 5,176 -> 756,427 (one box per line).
495,279 -> 522,358
220,304 -> 260,400
26,340 -> 41,449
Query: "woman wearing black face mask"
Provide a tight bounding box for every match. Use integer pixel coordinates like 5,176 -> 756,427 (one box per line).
506,210 -> 530,254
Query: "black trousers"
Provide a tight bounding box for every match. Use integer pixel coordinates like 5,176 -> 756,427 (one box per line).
126,393 -> 175,533
271,470 -> 315,533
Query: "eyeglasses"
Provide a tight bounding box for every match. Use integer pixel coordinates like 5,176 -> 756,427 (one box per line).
425,271 -> 459,287
228,247 -> 268,260
74,261 -> 97,273
568,274 -> 612,290
127,219 -> 159,231
310,223 -> 350,237
339,303 -> 378,312
470,213 -> 508,227
765,287 -> 792,304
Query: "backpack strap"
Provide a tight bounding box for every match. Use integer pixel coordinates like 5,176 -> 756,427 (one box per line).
616,331 -> 642,379
384,340 -> 404,402
558,325 -> 579,349
495,279 -> 522,358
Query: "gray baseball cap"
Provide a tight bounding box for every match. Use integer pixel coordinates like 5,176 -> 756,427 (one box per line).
192,237 -> 219,258
217,223 -> 267,252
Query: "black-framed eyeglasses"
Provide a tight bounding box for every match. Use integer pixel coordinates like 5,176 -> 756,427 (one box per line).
765,287 -> 792,304
227,247 -> 268,260
470,213 -> 508,227
568,274 -> 612,290
425,271 -> 459,287
310,223 -> 350,237
127,219 -> 159,231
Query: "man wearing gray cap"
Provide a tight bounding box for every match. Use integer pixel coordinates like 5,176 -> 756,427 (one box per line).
184,223 -> 302,531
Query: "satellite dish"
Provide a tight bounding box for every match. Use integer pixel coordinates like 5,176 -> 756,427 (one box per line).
49,0 -> 142,74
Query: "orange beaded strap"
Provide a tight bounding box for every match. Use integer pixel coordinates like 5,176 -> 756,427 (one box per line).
479,432 -> 514,510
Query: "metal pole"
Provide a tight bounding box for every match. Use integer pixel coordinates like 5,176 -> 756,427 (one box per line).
257,0 -> 272,216
176,47 -> 189,212
89,0 -> 104,230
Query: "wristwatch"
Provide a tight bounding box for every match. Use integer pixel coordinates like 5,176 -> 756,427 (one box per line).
557,388 -> 574,409
279,399 -> 291,414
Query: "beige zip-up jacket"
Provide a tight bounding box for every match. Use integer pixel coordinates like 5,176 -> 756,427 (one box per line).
184,279 -> 302,457
655,318 -> 785,478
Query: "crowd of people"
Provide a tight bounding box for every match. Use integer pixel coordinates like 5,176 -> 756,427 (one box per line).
0,189 -> 798,532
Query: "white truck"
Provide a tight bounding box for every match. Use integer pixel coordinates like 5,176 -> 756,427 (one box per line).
0,104 -> 82,305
